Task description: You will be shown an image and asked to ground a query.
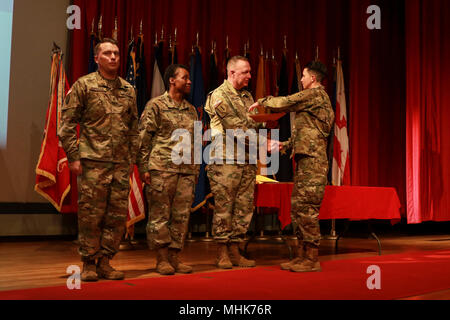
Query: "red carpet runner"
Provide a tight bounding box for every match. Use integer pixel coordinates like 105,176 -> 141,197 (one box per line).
2,250 -> 450,300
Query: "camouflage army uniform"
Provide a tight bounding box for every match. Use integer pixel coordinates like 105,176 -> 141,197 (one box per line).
258,86 -> 335,247
205,80 -> 261,243
58,71 -> 139,261
137,92 -> 199,250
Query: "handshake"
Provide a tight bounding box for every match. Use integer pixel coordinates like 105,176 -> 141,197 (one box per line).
248,101 -> 282,153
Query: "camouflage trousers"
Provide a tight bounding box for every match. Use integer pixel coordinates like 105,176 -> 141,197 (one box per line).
77,159 -> 130,261
207,164 -> 257,243
145,171 -> 196,250
291,154 -> 329,247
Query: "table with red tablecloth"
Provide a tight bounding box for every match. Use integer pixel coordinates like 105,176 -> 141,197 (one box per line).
253,184 -> 401,254
254,184 -> 402,228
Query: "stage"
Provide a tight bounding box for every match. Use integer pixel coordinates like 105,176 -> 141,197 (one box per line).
1,232 -> 450,300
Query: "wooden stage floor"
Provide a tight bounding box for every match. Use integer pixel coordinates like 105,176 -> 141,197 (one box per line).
1,233 -> 450,300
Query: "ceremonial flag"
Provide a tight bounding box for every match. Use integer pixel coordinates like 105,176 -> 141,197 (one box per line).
208,48 -> 219,92
331,58 -> 350,186
276,50 -> 293,182
223,40 -> 230,79
151,41 -> 165,98
255,53 -> 266,101
189,46 -> 212,211
111,17 -> 118,41
126,165 -> 146,236
135,34 -> 148,115
169,41 -> 178,65
88,31 -> 98,74
35,47 -> 77,213
327,59 -> 337,184
124,38 -> 146,237
125,38 -> 136,87
244,43 -> 252,91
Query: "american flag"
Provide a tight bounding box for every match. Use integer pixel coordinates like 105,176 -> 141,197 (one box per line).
125,38 -> 145,237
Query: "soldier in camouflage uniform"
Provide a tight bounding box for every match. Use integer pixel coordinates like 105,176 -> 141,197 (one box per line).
205,56 -> 262,269
137,64 -> 199,275
58,38 -> 139,281
250,61 -> 335,272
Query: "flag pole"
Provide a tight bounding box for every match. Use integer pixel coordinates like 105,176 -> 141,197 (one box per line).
323,47 -> 340,241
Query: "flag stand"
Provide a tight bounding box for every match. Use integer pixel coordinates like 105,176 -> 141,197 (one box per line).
199,206 -> 214,242
322,219 -> 338,240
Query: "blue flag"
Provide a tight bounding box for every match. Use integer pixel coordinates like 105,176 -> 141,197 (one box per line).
135,34 -> 148,116
125,38 -> 136,87
189,47 -> 212,211
88,33 -> 98,73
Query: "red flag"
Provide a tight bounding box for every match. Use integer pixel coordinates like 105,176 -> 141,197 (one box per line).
126,165 -> 146,237
332,59 -> 350,186
35,49 -> 77,213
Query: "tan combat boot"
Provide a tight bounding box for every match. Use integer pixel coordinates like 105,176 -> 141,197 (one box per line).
168,248 -> 193,274
81,259 -> 98,282
97,256 -> 125,280
156,247 -> 175,275
228,243 -> 256,267
280,242 -> 305,270
216,243 -> 233,269
290,244 -> 321,272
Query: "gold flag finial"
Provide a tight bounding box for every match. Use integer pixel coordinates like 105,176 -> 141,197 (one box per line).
91,18 -> 95,34
155,32 -> 158,45
174,28 -> 177,43
315,46 -> 319,61
196,32 -> 199,48
98,15 -> 103,39
337,46 -> 341,60
139,20 -> 143,35
226,36 -> 229,50
112,17 -> 118,41
161,25 -> 164,41
284,35 -> 287,50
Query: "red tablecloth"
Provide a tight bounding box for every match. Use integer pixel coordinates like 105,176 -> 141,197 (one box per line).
254,184 -> 402,228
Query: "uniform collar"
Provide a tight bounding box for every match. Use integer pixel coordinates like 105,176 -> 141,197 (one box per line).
95,71 -> 124,89
224,79 -> 250,98
164,91 -> 189,110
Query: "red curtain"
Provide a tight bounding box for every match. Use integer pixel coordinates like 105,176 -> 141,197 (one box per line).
406,0 -> 450,223
69,0 -> 415,219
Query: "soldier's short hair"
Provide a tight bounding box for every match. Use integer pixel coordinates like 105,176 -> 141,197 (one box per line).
94,38 -> 119,56
305,61 -> 328,82
163,64 -> 190,89
227,56 -> 249,72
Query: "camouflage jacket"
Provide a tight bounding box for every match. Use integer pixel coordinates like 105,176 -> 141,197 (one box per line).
258,86 -> 335,159
137,92 -> 199,175
58,72 -> 139,164
205,80 -> 263,163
